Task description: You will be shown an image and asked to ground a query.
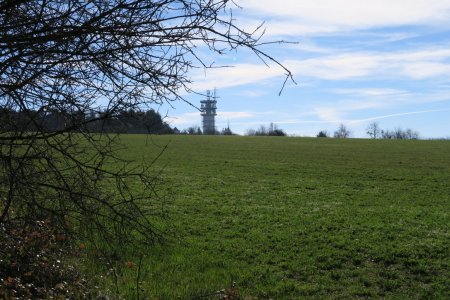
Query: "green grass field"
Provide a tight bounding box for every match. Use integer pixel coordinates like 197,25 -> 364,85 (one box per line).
90,135 -> 449,299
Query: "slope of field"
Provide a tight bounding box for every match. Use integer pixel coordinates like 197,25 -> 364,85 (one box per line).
106,135 -> 449,299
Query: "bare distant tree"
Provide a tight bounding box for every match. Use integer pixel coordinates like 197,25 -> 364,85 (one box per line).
381,128 -> 420,140
245,128 -> 257,136
333,124 -> 352,138
366,122 -> 381,139
245,123 -> 286,136
404,129 -> 420,140
221,122 -> 234,135
0,0 -> 292,245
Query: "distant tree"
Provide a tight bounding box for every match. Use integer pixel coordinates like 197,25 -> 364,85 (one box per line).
405,129 -> 420,140
394,128 -> 405,139
381,129 -> 393,139
245,123 -> 287,136
316,130 -> 329,138
272,129 -> 287,136
333,124 -> 352,138
187,126 -> 195,135
268,123 -> 276,135
245,128 -> 257,136
256,125 -> 268,136
103,109 -> 174,134
143,109 -> 174,134
268,122 -> 287,136
366,122 -> 381,139
381,127 -> 419,140
221,123 -> 234,135
186,126 -> 203,135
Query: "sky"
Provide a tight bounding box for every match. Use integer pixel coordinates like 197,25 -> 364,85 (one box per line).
163,0 -> 450,138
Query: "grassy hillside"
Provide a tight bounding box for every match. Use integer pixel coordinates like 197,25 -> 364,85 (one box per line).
91,135 -> 450,299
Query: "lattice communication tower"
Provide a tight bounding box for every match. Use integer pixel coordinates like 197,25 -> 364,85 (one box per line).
200,89 -> 218,135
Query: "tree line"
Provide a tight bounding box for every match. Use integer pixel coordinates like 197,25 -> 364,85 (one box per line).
1,106 -> 293,137
365,122 -> 419,139
180,124 -> 236,135
0,107 -> 174,134
245,123 -> 287,136
316,122 -> 420,139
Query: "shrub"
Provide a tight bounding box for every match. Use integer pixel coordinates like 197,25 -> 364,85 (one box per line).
317,130 -> 329,138
0,218 -> 98,299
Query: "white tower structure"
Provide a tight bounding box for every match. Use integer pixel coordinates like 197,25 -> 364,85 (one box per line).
200,89 -> 218,134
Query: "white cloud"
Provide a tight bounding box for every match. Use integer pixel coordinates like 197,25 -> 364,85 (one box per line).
349,109 -> 450,124
333,88 -> 409,97
312,107 -> 344,124
285,40 -> 334,54
190,45 -> 450,91
307,106 -> 450,127
236,0 -> 450,35
191,64 -> 285,91
309,88 -> 450,125
217,111 -> 255,120
287,54 -> 380,80
387,48 -> 450,61
237,19 -> 339,36
373,33 -> 420,43
401,62 -> 450,79
292,47 -> 450,81
166,112 -> 199,127
235,89 -> 268,98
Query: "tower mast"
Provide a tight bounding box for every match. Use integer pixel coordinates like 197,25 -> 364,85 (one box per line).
200,89 -> 218,134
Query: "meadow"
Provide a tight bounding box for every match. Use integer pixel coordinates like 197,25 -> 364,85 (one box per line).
90,135 -> 449,299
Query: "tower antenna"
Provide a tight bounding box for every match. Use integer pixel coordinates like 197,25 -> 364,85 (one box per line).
200,89 -> 218,134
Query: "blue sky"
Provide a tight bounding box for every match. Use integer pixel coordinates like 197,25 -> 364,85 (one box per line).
164,0 -> 450,138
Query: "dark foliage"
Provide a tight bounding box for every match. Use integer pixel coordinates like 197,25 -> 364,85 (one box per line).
0,219 -> 99,299
221,125 -> 234,135
0,107 -> 174,134
88,109 -> 174,134
316,130 -> 329,138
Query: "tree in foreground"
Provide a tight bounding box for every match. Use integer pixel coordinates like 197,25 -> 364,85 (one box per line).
0,1 -> 292,296
0,0 -> 291,248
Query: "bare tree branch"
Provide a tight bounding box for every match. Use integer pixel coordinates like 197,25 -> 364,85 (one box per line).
0,0 -> 292,246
